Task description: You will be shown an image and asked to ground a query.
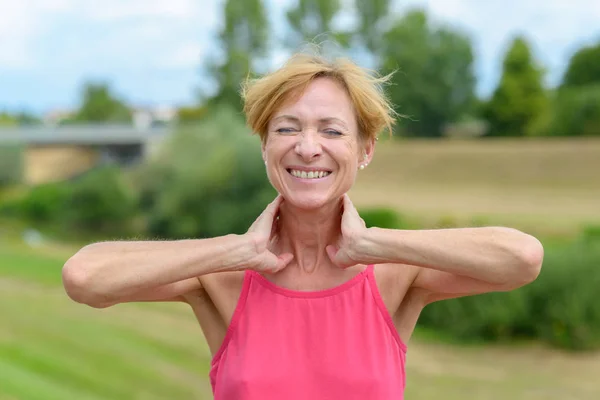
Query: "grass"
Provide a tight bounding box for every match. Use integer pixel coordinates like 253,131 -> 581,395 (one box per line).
351,137 -> 600,238
2,137 -> 600,398
2,236 -> 600,399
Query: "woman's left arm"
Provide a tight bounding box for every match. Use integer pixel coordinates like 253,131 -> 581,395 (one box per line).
328,195 -> 544,303
355,226 -> 543,300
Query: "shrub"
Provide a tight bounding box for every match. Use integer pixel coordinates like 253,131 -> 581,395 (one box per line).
63,165 -> 137,236
531,84 -> 600,136
418,236 -> 600,350
581,224 -> 600,243
0,144 -> 23,186
132,106 -> 275,239
359,208 -> 407,229
12,182 -> 71,222
3,165 -> 136,238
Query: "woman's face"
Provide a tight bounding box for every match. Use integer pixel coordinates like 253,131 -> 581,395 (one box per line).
263,77 -> 374,210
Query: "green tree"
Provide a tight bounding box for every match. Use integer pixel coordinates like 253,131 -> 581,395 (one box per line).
380,10 -> 476,137
133,107 -> 275,239
205,0 -> 269,110
561,42 -> 600,88
483,36 -> 547,137
72,82 -> 131,123
286,0 -> 347,48
354,0 -> 390,62
0,112 -> 17,126
0,111 -> 39,126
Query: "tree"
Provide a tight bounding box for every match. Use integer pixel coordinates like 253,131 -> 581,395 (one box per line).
286,0 -> 347,48
0,111 -> 39,126
205,0 -> 269,110
561,42 -> 600,88
134,107 -> 275,239
380,10 -> 476,137
483,36 -> 547,137
72,82 -> 131,123
354,0 -> 390,63
0,112 -> 17,126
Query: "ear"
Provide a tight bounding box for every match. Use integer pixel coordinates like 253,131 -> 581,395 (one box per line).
261,139 -> 267,164
361,136 -> 376,165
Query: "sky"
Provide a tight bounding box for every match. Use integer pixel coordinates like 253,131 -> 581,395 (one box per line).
0,0 -> 599,115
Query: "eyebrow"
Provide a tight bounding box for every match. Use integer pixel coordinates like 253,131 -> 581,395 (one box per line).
272,114 -> 349,129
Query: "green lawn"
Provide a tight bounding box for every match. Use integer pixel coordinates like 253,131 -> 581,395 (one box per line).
1,236 -> 600,399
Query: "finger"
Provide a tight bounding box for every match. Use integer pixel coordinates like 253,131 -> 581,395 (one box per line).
265,252 -> 293,274
253,195 -> 283,234
266,194 -> 284,216
327,245 -> 354,269
326,245 -> 338,264
276,252 -> 294,270
326,245 -> 347,268
343,194 -> 359,216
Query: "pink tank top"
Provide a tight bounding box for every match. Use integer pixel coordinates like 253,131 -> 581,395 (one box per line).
209,265 -> 407,399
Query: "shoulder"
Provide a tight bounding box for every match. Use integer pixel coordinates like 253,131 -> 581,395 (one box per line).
199,270 -> 247,306
372,263 -> 420,293
371,263 -> 424,311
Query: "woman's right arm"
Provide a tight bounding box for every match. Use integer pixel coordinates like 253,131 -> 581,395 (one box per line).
62,234 -> 256,308
62,195 -> 293,309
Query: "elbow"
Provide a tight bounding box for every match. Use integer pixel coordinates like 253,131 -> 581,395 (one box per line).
515,234 -> 544,286
62,251 -> 113,309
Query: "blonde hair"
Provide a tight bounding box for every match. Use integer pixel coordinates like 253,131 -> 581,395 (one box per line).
241,50 -> 397,143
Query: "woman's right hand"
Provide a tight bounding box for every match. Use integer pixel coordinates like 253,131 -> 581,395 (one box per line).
244,195 -> 294,273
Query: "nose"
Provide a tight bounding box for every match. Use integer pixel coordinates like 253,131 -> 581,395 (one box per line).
294,130 -> 322,161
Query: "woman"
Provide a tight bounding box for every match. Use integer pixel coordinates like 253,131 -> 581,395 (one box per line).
62,52 -> 544,399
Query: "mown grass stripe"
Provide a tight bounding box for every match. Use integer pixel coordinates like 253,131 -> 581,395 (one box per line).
0,356 -> 98,400
1,308 -> 201,399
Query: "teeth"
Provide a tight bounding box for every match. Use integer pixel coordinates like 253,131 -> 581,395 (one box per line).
289,169 -> 330,179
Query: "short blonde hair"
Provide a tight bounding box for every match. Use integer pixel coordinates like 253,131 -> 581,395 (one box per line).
241,51 -> 397,143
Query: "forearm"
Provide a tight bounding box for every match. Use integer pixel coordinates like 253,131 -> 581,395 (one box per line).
356,226 -> 543,284
62,234 -> 256,303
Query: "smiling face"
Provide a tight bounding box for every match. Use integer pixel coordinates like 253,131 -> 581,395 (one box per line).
263,77 -> 374,210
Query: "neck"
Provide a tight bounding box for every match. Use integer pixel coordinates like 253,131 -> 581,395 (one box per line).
276,198 -> 342,274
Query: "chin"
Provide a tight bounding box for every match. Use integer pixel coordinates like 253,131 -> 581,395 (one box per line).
282,191 -> 340,210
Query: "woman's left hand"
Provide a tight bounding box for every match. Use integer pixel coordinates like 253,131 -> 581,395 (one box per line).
326,194 -> 371,269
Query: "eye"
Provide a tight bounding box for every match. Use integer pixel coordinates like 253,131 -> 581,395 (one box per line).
276,127 -> 297,133
324,129 -> 342,136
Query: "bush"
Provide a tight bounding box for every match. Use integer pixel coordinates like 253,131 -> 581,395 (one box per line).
581,224 -> 600,243
418,236 -> 600,350
531,84 -> 600,136
0,144 -> 23,186
2,165 -> 137,238
10,182 -> 71,222
132,106 -> 275,239
359,208 -> 407,229
63,165 -> 137,236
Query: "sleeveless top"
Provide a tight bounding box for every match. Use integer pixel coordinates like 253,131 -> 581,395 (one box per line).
209,265 -> 407,399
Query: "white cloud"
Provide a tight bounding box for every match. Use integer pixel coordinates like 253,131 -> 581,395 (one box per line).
0,2 -> 40,68
78,0 -> 201,21
0,0 -> 599,110
158,42 -> 206,68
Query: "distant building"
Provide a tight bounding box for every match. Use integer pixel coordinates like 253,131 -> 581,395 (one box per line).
42,108 -> 76,126
0,125 -> 170,185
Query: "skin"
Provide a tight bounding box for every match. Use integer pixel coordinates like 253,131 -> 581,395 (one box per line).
62,77 -> 544,358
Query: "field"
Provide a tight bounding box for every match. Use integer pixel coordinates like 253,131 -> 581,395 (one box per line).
2,237 -> 600,400
351,137 -> 600,238
2,137 -> 600,399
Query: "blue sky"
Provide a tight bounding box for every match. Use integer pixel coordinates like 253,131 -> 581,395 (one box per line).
0,0 -> 599,115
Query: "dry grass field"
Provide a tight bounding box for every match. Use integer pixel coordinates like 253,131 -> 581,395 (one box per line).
350,137 -> 600,237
